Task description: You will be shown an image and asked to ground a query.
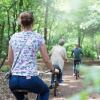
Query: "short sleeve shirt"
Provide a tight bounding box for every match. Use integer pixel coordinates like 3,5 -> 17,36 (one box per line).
9,31 -> 45,76
50,45 -> 66,71
72,48 -> 83,60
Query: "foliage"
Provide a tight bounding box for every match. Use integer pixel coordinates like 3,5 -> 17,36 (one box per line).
64,41 -> 97,59
83,46 -> 97,58
36,52 -> 42,59
0,65 -> 9,72
0,0 -> 100,59
64,43 -> 74,58
69,65 -> 100,100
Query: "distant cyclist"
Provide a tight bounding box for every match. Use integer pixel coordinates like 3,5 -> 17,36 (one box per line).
71,44 -> 83,76
50,39 -> 67,88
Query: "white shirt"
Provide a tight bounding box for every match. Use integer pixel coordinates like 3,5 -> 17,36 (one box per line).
50,45 -> 67,71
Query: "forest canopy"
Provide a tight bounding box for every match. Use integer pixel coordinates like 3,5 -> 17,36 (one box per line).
0,0 -> 100,59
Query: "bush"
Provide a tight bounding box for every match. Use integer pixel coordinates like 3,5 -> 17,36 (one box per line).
69,65 -> 100,100
83,46 -> 97,59
64,43 -> 74,58
0,65 -> 9,72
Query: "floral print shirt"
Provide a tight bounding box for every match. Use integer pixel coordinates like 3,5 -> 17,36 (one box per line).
9,31 -> 45,76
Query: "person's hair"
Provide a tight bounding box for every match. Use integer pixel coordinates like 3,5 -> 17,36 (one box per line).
58,39 -> 65,46
75,44 -> 80,48
19,12 -> 34,27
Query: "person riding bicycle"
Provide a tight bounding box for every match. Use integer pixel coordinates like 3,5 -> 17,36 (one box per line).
49,39 -> 67,88
7,12 -> 58,100
71,44 -> 83,76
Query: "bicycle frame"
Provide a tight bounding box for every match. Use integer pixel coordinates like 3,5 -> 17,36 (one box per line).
12,70 -> 59,99
13,70 -> 50,100
51,65 -> 61,97
53,73 -> 59,96
14,88 -> 41,100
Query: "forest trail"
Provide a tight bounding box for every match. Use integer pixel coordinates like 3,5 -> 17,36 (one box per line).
49,64 -> 100,100
0,63 -> 100,100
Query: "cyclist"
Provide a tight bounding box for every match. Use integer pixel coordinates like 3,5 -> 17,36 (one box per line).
71,44 -> 83,76
7,12 -> 58,100
49,39 -> 67,88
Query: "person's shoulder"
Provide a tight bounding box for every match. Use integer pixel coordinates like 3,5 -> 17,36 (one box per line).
52,45 -> 58,50
10,32 -> 20,39
9,32 -> 21,44
52,45 -> 58,48
62,46 -> 66,51
78,47 -> 82,50
33,32 -> 43,38
60,45 -> 65,49
58,45 -> 66,51
72,48 -> 75,51
33,32 -> 41,36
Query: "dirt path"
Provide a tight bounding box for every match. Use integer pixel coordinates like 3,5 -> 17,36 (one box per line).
49,64 -> 100,100
0,63 -> 100,100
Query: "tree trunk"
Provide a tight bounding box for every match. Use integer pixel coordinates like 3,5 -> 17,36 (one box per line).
44,1 -> 49,44
7,11 -> 10,40
78,29 -> 81,47
18,0 -> 23,31
0,22 -> 5,58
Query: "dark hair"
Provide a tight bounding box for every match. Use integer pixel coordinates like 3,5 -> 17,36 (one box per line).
58,39 -> 65,46
19,12 -> 34,27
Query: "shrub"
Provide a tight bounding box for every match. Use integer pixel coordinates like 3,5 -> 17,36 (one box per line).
69,65 -> 100,100
0,65 -> 9,72
83,46 -> 97,59
64,43 -> 74,58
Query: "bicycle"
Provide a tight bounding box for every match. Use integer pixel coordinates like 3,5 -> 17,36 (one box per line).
11,69 -> 60,99
12,70 -> 50,100
75,61 -> 80,79
53,72 -> 59,96
50,66 -> 61,97
38,69 -> 60,97
13,87 -> 39,100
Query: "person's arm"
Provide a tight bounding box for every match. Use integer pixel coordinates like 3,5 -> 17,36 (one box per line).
71,49 -> 74,57
40,44 -> 54,73
63,48 -> 67,62
7,45 -> 14,66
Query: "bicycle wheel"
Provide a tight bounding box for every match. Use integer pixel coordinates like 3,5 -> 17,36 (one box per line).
75,70 -> 78,79
75,63 -> 79,79
53,74 -> 59,96
54,81 -> 59,96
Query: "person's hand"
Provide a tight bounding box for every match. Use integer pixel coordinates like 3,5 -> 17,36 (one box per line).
54,68 -> 59,73
50,68 -> 59,74
64,58 -> 67,63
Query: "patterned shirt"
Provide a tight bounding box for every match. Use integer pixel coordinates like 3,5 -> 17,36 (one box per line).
9,31 -> 45,76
